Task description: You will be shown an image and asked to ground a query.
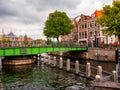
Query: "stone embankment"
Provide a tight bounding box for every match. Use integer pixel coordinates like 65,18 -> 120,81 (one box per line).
49,48 -> 116,61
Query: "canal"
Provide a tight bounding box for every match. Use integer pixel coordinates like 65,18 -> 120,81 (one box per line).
0,53 -> 116,90
0,55 -> 91,90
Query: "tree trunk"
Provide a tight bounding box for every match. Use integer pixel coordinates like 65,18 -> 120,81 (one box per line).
57,37 -> 59,43
118,35 -> 120,45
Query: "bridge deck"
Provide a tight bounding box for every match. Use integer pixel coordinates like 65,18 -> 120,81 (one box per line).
0,47 -> 87,57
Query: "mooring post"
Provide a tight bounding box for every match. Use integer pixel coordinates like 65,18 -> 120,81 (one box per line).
97,66 -> 102,78
112,70 -> 117,82
66,59 -> 70,71
86,62 -> 91,78
41,58 -> 44,62
37,57 -> 40,61
48,56 -> 51,65
75,61 -> 79,74
43,56 -> 46,63
53,56 -> 56,67
95,75 -> 101,82
59,57 -> 63,69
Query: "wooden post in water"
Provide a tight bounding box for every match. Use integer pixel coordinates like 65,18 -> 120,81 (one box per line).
53,56 -> 56,67
112,70 -> 117,82
97,66 -> 102,78
86,62 -> 91,78
66,59 -> 70,71
43,56 -> 46,63
95,75 -> 101,82
41,58 -> 44,62
37,57 -> 40,61
75,61 -> 79,74
59,57 -> 63,69
48,56 -> 51,65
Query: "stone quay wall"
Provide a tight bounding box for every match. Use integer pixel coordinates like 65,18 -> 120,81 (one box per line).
49,48 -> 116,62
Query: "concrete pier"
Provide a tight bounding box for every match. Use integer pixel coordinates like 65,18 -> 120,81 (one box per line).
2,56 -> 37,65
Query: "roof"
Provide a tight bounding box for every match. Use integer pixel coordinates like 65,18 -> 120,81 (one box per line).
94,10 -> 102,18
7,32 -> 16,37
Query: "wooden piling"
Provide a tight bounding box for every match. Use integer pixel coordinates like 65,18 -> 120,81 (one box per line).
59,57 -> 63,69
97,66 -> 102,78
53,56 -> 56,67
95,75 -> 101,82
86,62 -> 91,78
112,70 -> 117,82
48,56 -> 51,65
75,61 -> 79,74
66,59 -> 70,71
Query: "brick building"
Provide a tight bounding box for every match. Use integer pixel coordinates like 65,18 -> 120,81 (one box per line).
61,10 -> 117,47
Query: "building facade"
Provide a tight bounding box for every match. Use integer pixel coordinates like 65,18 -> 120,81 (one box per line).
61,10 -> 117,47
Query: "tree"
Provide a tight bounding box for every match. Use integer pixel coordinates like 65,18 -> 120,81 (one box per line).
43,10 -> 73,42
97,0 -> 120,44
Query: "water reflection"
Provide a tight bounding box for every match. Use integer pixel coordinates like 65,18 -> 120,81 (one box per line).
0,61 -> 91,90
2,64 -> 36,74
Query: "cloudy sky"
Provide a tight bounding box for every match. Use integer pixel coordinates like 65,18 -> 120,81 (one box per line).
0,0 -> 112,39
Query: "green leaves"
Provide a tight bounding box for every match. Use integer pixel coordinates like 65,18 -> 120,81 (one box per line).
97,0 -> 120,38
43,10 -> 73,42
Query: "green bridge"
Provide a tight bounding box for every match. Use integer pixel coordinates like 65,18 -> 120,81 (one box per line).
0,47 -> 87,57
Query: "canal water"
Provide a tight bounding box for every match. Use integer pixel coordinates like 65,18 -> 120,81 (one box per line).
0,53 -> 116,90
0,55 -> 91,90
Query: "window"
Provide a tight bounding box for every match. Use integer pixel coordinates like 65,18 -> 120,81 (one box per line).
85,31 -> 87,38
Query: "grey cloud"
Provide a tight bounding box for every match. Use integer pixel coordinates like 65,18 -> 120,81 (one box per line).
26,0 -> 81,11
0,0 -> 113,39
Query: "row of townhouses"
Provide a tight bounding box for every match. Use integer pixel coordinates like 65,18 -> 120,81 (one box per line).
0,30 -> 45,46
61,10 -> 118,47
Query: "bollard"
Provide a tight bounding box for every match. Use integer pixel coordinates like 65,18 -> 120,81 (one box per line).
48,56 -> 51,65
44,58 -> 46,63
112,70 -> 117,82
34,56 -> 36,59
60,51 -> 63,56
66,59 -> 70,71
97,66 -> 102,78
53,56 -> 56,67
86,62 -> 91,78
59,57 -> 63,69
95,75 -> 101,82
41,58 -> 44,62
75,61 -> 79,74
44,56 -> 46,61
37,57 -> 40,61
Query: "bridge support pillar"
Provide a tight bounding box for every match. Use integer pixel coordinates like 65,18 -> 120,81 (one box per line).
2,55 -> 37,65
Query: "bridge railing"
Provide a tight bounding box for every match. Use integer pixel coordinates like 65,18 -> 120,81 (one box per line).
0,41 -> 87,48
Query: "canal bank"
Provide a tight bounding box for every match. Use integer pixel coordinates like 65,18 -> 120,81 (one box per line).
49,48 -> 116,61
49,48 -> 116,72
48,48 -> 120,90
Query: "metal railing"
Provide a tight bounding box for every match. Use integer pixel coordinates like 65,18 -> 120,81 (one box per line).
0,41 -> 87,48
